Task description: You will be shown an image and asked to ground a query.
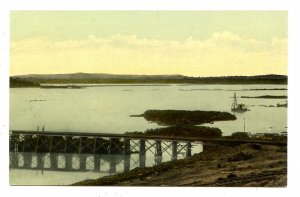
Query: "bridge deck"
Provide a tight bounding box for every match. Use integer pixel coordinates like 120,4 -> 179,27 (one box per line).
10,130 -> 203,143
10,130 -> 287,145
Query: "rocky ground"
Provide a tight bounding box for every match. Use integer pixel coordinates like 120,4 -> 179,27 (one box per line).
73,142 -> 287,187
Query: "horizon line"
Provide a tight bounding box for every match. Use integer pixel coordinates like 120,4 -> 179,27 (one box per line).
10,72 -> 287,78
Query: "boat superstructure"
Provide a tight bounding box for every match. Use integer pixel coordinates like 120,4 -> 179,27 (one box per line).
231,93 -> 248,113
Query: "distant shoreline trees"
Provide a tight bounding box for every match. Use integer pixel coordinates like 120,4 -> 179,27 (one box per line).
10,77 -> 40,88
10,74 -> 287,85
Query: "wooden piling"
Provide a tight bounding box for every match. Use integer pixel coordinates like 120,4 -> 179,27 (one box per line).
78,137 -> 82,154
155,141 -> 162,165
123,155 -> 130,172
108,138 -> 112,155
35,136 -> 39,153
109,155 -> 117,174
156,140 -> 162,156
37,153 -> 44,170
65,153 -> 73,171
172,141 -> 178,161
49,136 -> 53,152
123,139 -> 131,171
79,154 -> 87,171
93,154 -> 101,172
50,153 -> 58,170
93,138 -> 97,154
124,139 -> 131,155
23,153 -> 32,168
186,142 -> 192,157
139,140 -> 146,167
10,152 -> 19,168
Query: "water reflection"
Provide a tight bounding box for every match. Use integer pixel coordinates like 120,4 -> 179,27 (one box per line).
10,153 -> 128,173
10,143 -> 202,185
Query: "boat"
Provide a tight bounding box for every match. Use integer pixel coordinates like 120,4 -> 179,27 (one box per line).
231,93 -> 248,113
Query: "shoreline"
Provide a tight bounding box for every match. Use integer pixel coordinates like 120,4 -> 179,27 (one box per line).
73,142 -> 287,187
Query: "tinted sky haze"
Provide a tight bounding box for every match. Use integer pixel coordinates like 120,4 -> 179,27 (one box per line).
10,11 -> 287,76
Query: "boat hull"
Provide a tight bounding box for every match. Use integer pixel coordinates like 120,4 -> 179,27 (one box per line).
231,108 -> 248,113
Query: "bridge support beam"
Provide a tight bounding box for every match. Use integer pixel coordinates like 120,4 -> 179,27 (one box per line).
109,155 -> 117,174
94,154 -> 101,172
50,153 -> 58,170
124,139 -> 131,154
65,154 -> 73,171
172,141 -> 178,161
123,155 -> 130,172
186,142 -> 192,157
37,154 -> 44,170
79,154 -> 87,171
10,152 -> 19,168
23,153 -> 32,168
123,139 -> 131,171
139,140 -> 146,167
155,140 -> 162,165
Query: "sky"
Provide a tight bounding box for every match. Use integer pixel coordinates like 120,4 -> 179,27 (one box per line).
10,11 -> 288,77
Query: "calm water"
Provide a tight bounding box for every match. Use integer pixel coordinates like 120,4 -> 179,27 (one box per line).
10,84 -> 287,135
9,84 -> 287,185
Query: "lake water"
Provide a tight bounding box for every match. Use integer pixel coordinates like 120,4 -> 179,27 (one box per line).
10,84 -> 287,135
9,84 -> 287,185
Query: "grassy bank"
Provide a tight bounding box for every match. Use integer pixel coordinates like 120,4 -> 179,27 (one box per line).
73,143 -> 287,186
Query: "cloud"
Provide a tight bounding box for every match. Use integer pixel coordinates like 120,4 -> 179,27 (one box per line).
10,31 -> 287,76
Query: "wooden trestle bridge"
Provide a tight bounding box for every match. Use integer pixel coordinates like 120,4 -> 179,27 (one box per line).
9,130 -> 202,173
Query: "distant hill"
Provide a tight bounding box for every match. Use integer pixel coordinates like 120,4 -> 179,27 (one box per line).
14,73 -> 185,80
10,73 -> 287,85
10,77 -> 40,88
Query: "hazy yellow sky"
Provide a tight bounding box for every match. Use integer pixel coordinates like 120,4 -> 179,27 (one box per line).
10,11 -> 287,76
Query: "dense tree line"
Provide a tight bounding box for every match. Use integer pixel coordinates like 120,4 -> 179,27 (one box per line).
10,77 -> 40,88
11,74 -> 287,85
